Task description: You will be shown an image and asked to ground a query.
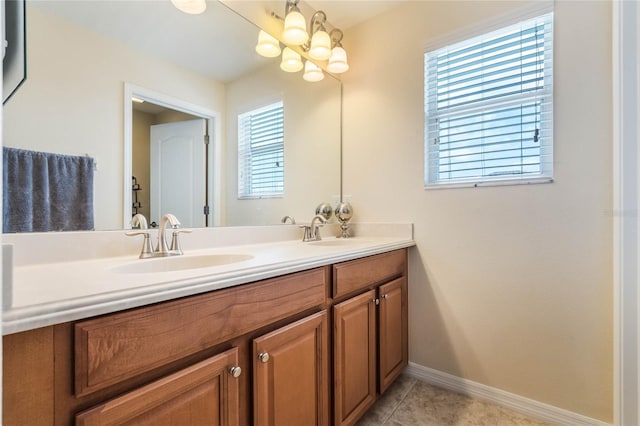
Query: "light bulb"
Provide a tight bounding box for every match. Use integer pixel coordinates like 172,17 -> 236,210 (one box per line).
280,47 -> 303,72
283,10 -> 309,45
255,30 -> 281,58
327,46 -> 349,73
308,30 -> 332,61
303,60 -> 324,82
171,0 -> 206,14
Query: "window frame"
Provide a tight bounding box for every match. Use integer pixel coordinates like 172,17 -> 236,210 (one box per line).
424,12 -> 554,189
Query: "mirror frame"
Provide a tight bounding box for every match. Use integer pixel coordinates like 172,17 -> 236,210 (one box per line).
123,83 -> 222,229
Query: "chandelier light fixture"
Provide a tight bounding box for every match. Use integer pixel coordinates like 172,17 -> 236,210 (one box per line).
306,11 -> 332,61
282,2 -> 309,45
256,30 -> 282,58
327,29 -> 349,74
255,0 -> 350,82
280,47 -> 304,72
303,60 -> 324,82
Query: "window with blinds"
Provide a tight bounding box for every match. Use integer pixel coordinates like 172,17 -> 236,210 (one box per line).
424,13 -> 553,187
238,101 -> 284,198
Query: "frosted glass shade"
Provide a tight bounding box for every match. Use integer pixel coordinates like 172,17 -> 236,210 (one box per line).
280,48 -> 304,72
283,11 -> 309,45
303,61 -> 324,82
327,46 -> 350,73
308,30 -> 332,61
171,0 -> 206,14
255,31 -> 281,58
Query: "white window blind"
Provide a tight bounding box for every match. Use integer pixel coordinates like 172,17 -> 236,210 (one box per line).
425,13 -> 553,187
238,101 -> 284,198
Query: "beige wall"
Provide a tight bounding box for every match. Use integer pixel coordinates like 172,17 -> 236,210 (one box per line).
4,5 -> 225,229
342,0 -> 612,421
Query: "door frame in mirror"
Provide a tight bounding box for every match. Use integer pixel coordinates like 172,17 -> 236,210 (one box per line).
123,83 -> 222,229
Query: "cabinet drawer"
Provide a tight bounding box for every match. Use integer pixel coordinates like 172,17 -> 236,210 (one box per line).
333,250 -> 406,299
75,268 -> 327,397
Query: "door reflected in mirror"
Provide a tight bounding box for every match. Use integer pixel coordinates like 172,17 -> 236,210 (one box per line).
132,99 -> 211,229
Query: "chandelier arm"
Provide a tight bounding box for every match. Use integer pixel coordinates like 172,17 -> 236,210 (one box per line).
329,28 -> 344,48
309,11 -> 327,36
285,0 -> 300,15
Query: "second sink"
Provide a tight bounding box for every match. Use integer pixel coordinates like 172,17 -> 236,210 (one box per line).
111,254 -> 254,274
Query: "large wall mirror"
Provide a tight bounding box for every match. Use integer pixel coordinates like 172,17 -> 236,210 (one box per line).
3,0 -> 341,231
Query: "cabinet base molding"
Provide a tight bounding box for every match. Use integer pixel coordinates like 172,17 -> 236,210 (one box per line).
405,363 -> 610,426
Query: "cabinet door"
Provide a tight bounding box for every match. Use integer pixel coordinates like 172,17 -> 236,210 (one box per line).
253,310 -> 329,426
378,277 -> 408,393
333,290 -> 377,426
75,347 -> 241,426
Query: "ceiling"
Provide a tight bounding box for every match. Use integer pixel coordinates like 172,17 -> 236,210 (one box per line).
307,0 -> 403,30
30,0 -> 403,83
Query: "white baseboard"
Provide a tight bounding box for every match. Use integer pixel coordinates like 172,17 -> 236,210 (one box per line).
405,362 -> 611,426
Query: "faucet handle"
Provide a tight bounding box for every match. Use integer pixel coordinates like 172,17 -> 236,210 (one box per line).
170,229 -> 192,254
125,230 -> 154,258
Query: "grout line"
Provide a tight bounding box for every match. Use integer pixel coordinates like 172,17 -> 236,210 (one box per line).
381,377 -> 418,426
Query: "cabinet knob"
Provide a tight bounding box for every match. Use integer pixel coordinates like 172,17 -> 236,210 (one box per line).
229,366 -> 242,378
258,352 -> 270,363
373,298 -> 380,305
382,294 -> 388,299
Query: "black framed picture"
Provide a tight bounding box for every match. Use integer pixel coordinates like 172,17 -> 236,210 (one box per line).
3,0 -> 26,104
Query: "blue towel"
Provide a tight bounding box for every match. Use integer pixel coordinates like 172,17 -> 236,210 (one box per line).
3,147 -> 95,232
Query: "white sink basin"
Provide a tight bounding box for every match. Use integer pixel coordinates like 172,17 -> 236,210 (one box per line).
307,239 -> 371,247
111,254 -> 254,274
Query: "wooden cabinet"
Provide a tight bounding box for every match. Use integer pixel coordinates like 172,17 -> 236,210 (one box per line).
74,268 -> 327,397
76,347 -> 241,426
3,327 -> 54,426
378,277 -> 408,393
333,290 -> 377,425
332,250 -> 408,426
253,310 -> 329,426
3,249 -> 409,425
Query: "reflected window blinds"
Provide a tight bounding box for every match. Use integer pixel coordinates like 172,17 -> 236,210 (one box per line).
238,101 -> 284,198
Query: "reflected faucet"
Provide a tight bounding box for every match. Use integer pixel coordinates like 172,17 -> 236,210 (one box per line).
131,213 -> 148,230
281,215 -> 296,224
126,213 -> 191,258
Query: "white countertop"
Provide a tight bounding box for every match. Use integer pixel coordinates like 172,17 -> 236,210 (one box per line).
3,223 -> 414,335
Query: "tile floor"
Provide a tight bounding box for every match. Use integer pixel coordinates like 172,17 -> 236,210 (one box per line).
356,375 -> 551,426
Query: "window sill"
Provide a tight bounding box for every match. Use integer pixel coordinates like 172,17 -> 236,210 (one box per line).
424,176 -> 554,190
238,194 -> 284,200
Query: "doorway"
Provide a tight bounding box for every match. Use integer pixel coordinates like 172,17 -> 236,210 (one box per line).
123,83 -> 221,229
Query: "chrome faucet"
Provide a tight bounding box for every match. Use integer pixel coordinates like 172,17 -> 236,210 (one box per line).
126,214 -> 153,258
156,213 -> 180,255
126,213 -> 191,258
301,215 -> 327,242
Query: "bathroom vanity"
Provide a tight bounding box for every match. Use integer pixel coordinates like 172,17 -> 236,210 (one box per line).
2,225 -> 413,425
